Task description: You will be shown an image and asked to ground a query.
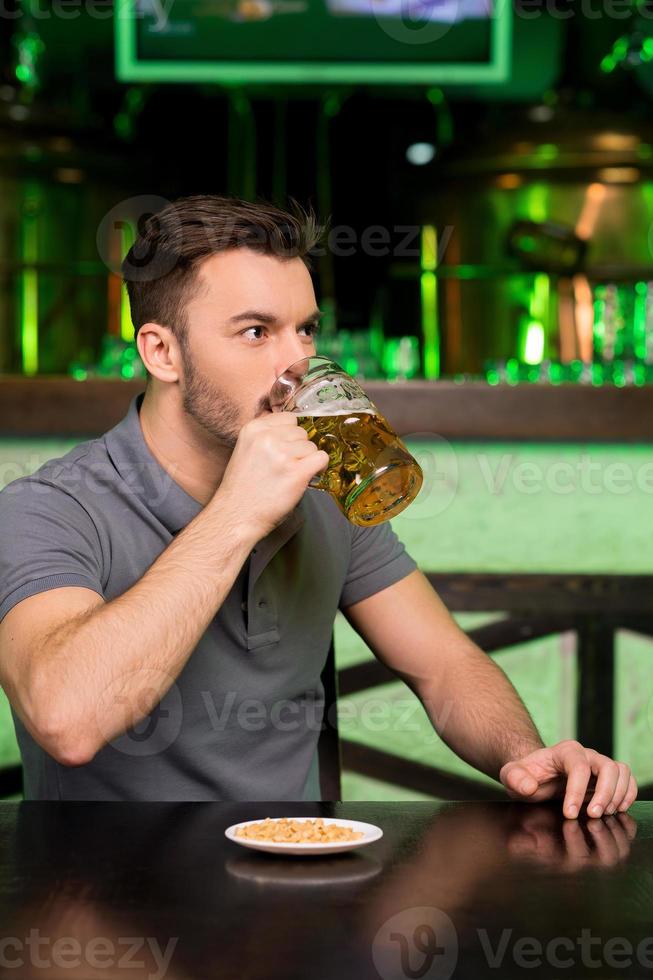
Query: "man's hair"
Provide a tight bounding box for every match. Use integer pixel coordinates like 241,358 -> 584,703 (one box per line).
122,194 -> 324,348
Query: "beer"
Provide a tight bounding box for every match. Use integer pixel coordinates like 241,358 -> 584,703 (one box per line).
297,409 -> 423,526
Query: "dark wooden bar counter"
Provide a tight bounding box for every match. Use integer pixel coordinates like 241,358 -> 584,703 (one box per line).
2,376 -> 653,441
0,800 -> 648,980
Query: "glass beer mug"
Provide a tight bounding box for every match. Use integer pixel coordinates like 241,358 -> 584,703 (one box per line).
270,356 -> 423,526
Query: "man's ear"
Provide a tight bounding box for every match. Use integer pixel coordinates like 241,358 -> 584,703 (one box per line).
136,323 -> 181,384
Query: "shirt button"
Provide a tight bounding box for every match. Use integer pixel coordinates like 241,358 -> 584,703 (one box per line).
258,599 -> 267,608
241,601 -> 248,611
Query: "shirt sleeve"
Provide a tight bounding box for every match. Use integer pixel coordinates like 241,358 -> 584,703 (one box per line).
0,478 -> 105,624
339,520 -> 418,609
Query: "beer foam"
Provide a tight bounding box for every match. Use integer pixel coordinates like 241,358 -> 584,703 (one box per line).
296,401 -> 374,417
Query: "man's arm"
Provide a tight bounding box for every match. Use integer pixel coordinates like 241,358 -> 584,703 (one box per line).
341,569 -> 544,781
0,492 -> 255,766
0,412 -> 329,767
342,569 -> 637,818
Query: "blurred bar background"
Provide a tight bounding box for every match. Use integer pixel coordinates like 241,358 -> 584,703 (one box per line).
1,0 -> 653,800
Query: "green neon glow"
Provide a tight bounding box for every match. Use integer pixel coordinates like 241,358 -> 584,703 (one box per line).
634,280 -> 647,361
420,272 -> 439,379
115,0 -> 512,85
20,186 -> 39,376
593,285 -> 606,358
522,320 -> 545,365
120,221 -> 135,342
343,356 -> 359,376
420,224 -> 439,380
549,362 -> 562,385
536,143 -> 558,162
505,357 -> 519,386
421,224 -> 437,272
530,272 -> 549,323
518,272 -> 549,366
525,184 -> 548,223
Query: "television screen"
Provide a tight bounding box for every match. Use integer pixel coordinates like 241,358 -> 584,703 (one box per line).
116,0 -> 511,84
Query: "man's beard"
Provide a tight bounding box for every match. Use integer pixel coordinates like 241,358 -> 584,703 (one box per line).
179,343 -> 269,449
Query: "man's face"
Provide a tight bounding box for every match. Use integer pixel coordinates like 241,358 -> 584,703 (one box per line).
177,248 -> 321,448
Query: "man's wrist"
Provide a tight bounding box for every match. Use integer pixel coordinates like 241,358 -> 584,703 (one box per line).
498,736 -> 545,771
205,489 -> 262,551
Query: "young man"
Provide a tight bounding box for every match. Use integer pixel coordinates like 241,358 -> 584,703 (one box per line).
0,195 -> 637,815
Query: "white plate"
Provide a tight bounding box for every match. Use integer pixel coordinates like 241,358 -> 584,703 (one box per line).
224,817 -> 383,856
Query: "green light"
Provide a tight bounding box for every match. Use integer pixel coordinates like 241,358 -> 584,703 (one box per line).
530,272 -> 550,325
614,36 -> 629,59
21,270 -> 38,376
506,357 -> 519,386
591,363 -> 604,387
420,225 -> 439,380
486,370 -> 500,386
536,143 -> 558,162
452,265 -> 482,280
549,362 -> 562,385
120,221 -> 135,342
420,271 -> 439,380
20,184 -> 39,376
72,368 -> 88,381
421,225 -> 437,272
516,235 -> 537,253
523,320 -> 545,365
121,363 -> 135,379
600,56 -> 616,74
115,0 -> 512,84
593,285 -> 606,358
634,281 -> 647,360
526,184 -> 549,223
15,64 -> 30,82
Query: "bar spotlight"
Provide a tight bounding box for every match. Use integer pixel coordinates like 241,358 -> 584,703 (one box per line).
406,142 -> 436,166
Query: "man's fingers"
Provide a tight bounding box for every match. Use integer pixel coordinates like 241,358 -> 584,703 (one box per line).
560,747 -> 592,819
616,811 -> 638,840
603,762 -> 632,815
585,755 -> 620,818
603,815 -> 632,863
586,818 -> 621,867
561,817 -> 592,867
501,763 -> 539,796
618,775 -> 638,813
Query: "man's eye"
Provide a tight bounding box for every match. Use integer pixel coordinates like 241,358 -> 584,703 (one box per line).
242,326 -> 265,341
302,323 -> 321,337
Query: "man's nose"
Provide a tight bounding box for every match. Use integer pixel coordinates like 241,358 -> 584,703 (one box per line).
273,335 -> 314,382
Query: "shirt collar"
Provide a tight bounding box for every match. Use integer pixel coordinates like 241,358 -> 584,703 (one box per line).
104,392 -> 305,561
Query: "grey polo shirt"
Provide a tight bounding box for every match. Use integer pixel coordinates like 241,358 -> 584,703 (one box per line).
0,392 -> 418,801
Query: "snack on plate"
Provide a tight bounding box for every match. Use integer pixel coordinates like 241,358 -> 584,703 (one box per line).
235,817 -> 364,843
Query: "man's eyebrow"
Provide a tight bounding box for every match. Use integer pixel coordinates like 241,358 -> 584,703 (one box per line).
228,309 -> 324,325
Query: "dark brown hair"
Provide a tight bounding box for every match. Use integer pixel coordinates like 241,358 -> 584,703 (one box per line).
122,194 -> 324,345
